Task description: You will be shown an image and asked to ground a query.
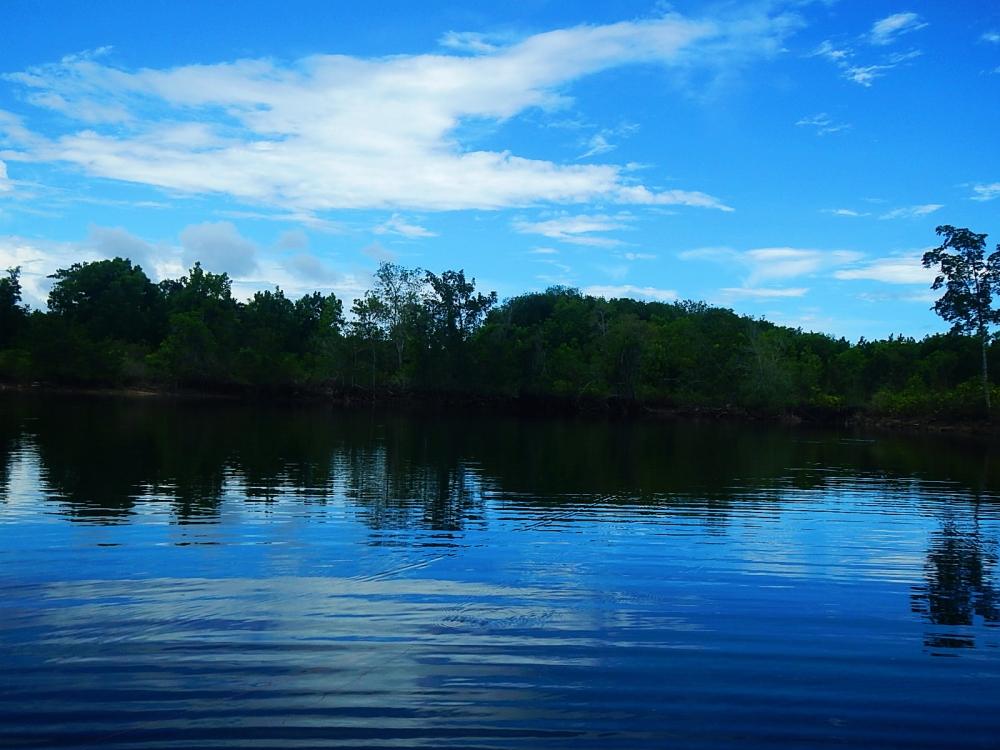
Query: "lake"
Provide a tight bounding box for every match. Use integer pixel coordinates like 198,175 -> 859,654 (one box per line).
1,395 -> 998,749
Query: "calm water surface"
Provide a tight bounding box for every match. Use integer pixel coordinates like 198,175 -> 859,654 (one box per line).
1,395 -> 999,748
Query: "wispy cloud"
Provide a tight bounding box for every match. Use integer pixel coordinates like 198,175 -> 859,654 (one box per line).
0,12 -> 782,214
284,252 -> 344,284
812,40 -> 851,64
743,247 -> 861,284
275,229 -> 309,250
0,235 -> 100,307
971,182 -> 1000,202
361,241 -> 396,263
681,245 -> 861,285
85,225 -> 165,278
578,123 -> 639,159
583,284 -> 677,302
796,112 -> 850,135
373,214 -> 437,238
180,221 -> 258,276
438,30 -> 506,54
0,160 -> 10,193
579,133 -> 616,159
878,203 -> 942,220
834,254 -> 934,284
869,13 -> 928,46
216,209 -> 344,233
514,214 -> 628,247
615,185 -> 732,211
810,13 -> 925,87
534,257 -> 573,275
823,208 -> 869,217
721,286 -> 808,298
983,31 -> 1000,44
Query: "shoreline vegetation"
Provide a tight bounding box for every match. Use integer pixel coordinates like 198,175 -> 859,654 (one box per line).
0,382 -> 994,435
2,238 -> 1000,434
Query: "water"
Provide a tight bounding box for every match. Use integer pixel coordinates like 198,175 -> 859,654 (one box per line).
1,395 -> 998,749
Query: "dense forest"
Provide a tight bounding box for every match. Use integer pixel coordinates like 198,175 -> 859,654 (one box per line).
0,242 -> 998,421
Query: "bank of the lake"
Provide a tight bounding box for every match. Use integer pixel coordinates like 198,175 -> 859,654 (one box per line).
6,264 -> 1000,430
5,380 -> 1000,438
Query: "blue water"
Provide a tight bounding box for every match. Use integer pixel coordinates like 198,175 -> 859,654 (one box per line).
1,397 -> 998,748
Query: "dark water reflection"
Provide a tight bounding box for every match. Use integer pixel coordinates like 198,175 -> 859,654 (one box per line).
1,395 -> 999,748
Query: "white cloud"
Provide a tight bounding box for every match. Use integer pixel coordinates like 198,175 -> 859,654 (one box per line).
514,213 -> 628,246
843,64 -> 893,87
623,252 -> 656,260
535,257 -> 573,275
823,208 -> 869,217
438,31 -> 503,54
528,247 -> 559,255
0,160 -> 10,192
579,133 -> 616,159
218,210 -> 343,233
835,254 -> 934,284
721,286 -> 808,298
85,225 -> 166,278
373,214 -> 437,238
583,284 -> 677,302
284,253 -> 343,284
0,12 -> 780,214
615,185 -> 733,211
180,221 -> 258,276
796,112 -> 849,135
811,40 -> 851,63
677,245 -> 738,261
578,123 -> 639,159
743,247 -> 861,283
275,228 -> 309,250
971,182 -> 1000,202
870,13 -> 927,46
983,31 -> 1000,44
361,241 -> 397,262
879,203 -> 943,220
682,245 -> 861,285
811,24 -> 923,87
0,229 -> 369,309
0,235 -> 101,307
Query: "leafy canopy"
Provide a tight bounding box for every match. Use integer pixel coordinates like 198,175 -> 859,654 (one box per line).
922,225 -> 1000,336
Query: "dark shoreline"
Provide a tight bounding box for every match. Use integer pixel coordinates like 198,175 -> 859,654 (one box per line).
3,380 -> 997,436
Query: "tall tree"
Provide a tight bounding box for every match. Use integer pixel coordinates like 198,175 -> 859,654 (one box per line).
369,262 -> 424,373
0,267 -> 26,348
922,225 -> 1000,410
48,257 -> 164,345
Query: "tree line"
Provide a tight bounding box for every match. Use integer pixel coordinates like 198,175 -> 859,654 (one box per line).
1,225 -> 998,420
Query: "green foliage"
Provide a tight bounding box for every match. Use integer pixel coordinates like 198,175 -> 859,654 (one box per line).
0,267 -> 26,349
48,258 -> 164,345
922,226 -> 1000,337
2,243 -> 999,422
922,225 -> 1000,410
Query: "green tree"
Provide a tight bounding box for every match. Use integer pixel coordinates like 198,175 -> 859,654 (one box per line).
48,257 -> 164,345
422,269 -> 496,386
349,293 -> 384,390
922,225 -> 1000,410
153,263 -> 239,383
0,267 -> 26,348
370,262 -> 424,375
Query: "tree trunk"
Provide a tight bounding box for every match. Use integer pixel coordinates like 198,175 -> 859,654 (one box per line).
982,331 -> 991,411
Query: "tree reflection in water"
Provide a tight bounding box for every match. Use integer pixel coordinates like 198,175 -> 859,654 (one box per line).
912,512 -> 999,650
2,393 -> 1000,655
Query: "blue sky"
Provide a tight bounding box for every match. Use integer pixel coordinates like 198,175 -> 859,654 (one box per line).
1,0 -> 998,340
